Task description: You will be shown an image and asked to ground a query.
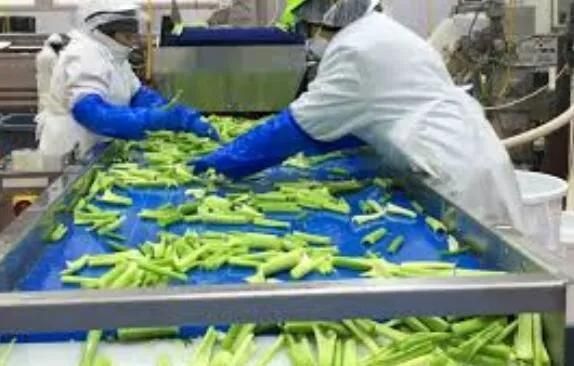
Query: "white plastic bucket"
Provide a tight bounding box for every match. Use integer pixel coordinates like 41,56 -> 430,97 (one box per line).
515,170 -> 567,250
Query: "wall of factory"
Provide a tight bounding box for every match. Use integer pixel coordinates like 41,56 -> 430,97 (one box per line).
3,0 -> 459,36
3,9 -> 215,34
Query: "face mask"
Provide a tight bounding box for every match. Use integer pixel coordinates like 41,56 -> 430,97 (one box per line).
308,36 -> 329,58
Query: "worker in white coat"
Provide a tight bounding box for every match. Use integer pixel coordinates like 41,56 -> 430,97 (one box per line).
36,34 -> 66,116
37,0 -> 218,158
196,0 -> 526,233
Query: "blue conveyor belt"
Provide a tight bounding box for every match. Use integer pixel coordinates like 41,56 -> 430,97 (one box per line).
7,152 -> 487,342
162,27 -> 305,47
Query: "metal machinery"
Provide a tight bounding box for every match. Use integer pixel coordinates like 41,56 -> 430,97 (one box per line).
154,22 -> 307,114
0,143 -> 573,363
434,0 -> 573,175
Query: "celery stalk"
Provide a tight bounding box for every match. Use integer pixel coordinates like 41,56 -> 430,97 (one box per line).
254,335 -> 285,366
361,228 -> 388,246
229,333 -> 255,366
342,338 -> 358,366
533,314 -> 550,366
314,327 -> 337,366
0,339 -> 15,366
190,327 -> 218,366
343,320 -> 380,354
387,236 -> 405,254
117,327 -> 178,342
156,354 -> 172,366
260,250 -> 303,276
403,318 -> 431,333
79,330 -> 103,366
515,314 -> 534,362
493,319 -> 518,343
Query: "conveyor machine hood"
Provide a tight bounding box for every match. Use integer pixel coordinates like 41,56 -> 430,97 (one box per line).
154,21 -> 307,114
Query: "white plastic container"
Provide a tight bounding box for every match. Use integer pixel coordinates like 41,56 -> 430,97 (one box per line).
560,211 -> 574,256
515,170 -> 568,251
11,149 -> 44,171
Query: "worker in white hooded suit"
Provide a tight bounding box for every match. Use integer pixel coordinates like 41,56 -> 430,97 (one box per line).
37,0 -> 218,158
196,0 -> 526,233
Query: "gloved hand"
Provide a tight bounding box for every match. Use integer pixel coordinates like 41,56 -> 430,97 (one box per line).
194,108 -> 364,179
170,105 -> 220,141
130,86 -> 167,108
73,94 -> 219,140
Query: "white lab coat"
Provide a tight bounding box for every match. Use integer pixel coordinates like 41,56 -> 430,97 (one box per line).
37,30 -> 141,157
291,12 -> 526,233
36,41 -> 59,116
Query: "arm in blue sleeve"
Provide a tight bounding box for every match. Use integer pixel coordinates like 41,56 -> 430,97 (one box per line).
72,94 -> 179,140
194,108 -> 364,179
130,86 -> 168,108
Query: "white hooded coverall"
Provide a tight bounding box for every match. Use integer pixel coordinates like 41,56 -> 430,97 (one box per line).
291,12 -> 526,232
37,29 -> 140,157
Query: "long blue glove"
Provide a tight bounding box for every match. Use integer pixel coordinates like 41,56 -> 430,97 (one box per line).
130,86 -> 167,108
73,94 -> 219,140
194,108 -> 363,179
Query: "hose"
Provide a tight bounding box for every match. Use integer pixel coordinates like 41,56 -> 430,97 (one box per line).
503,104 -> 574,148
484,66 -> 568,111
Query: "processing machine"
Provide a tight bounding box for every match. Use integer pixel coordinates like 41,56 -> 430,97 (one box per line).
431,0 -> 574,177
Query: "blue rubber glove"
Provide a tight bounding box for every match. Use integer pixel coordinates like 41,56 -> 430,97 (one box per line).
130,86 -> 168,108
194,108 -> 364,179
73,94 -> 218,140
171,105 -> 220,141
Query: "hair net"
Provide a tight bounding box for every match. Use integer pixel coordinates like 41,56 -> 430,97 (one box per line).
77,0 -> 139,31
322,0 -> 380,29
46,33 -> 64,45
294,0 -> 338,25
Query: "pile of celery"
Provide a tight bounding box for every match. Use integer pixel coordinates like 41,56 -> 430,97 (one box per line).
75,313 -> 548,366
44,124 -> 551,365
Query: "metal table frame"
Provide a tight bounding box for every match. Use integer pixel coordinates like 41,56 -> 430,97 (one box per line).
0,144 -> 573,364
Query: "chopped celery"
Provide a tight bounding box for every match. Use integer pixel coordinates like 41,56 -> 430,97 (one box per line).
97,189 -> 133,206
79,330 -> 103,366
386,203 -> 417,219
342,338 -> 358,366
190,327 -> 218,366
361,228 -> 387,246
515,313 -> 535,362
0,339 -> 15,366
253,218 -> 291,229
260,250 -> 303,276
343,320 -> 380,354
254,335 -> 284,366
117,327 -> 178,342
425,216 -> 447,234
387,236 -> 405,254
156,354 -> 172,366
229,333 -> 255,366
291,231 -> 332,246
47,223 -> 68,243
314,327 -> 337,366
532,314 -> 550,366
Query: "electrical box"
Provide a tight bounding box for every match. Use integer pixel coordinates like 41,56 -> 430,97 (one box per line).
514,35 -> 559,67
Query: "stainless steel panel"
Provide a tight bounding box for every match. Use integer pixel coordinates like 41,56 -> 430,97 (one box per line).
154,46 -> 306,113
0,274 -> 564,333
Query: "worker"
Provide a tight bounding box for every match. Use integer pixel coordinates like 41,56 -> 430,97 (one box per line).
278,0 -> 337,38
195,0 -> 526,233
37,0 -> 218,158
207,0 -> 258,27
36,34 -> 67,116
